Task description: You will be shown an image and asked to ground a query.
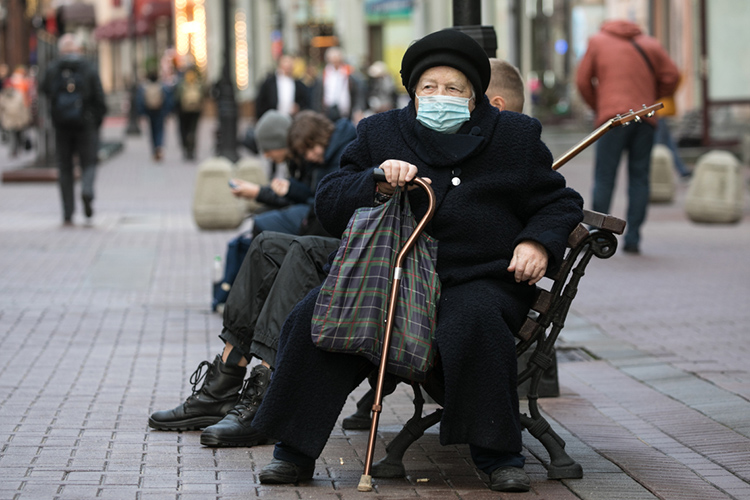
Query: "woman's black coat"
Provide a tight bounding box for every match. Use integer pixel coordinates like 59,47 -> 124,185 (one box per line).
254,96 -> 583,458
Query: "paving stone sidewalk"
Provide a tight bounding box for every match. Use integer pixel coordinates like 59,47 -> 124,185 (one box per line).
1,116 -> 748,499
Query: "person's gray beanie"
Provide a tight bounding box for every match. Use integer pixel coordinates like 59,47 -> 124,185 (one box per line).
255,110 -> 292,151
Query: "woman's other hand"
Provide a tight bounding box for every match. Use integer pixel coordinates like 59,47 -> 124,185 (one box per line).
507,240 -> 548,285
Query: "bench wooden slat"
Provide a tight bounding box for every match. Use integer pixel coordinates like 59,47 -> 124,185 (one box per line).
517,316 -> 539,341
567,223 -> 590,248
582,209 -> 626,234
531,288 -> 553,315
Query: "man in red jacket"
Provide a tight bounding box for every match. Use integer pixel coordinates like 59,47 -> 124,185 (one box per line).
576,19 -> 679,254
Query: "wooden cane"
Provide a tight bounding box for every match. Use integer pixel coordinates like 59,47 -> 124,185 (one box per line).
358,169 -> 436,492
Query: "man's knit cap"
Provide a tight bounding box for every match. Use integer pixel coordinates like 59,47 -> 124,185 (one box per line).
255,110 -> 292,151
400,29 -> 491,98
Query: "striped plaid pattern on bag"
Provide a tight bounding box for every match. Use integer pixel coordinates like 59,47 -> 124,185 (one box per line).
311,191 -> 440,382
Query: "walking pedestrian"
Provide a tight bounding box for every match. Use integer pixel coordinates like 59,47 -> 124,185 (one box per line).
138,70 -> 172,162
175,65 -> 204,160
576,19 -> 679,253
39,34 -> 107,225
1,65 -> 33,157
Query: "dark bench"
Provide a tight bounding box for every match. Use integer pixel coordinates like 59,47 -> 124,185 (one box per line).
343,208 -> 626,481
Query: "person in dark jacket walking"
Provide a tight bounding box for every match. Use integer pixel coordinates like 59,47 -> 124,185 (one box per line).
39,34 -> 107,225
251,29 -> 584,493
174,65 -> 205,160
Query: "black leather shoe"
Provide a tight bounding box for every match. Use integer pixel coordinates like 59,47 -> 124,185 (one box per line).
200,364 -> 273,447
489,466 -> 531,492
623,244 -> 640,254
82,195 -> 93,218
148,355 -> 246,431
258,458 -> 315,484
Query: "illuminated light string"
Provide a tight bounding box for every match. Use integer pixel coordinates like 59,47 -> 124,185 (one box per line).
174,0 -> 208,73
193,0 -> 208,72
235,9 -> 249,90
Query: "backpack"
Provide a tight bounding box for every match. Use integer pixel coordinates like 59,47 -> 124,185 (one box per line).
143,81 -> 164,110
0,87 -> 31,130
180,82 -> 202,112
52,65 -> 87,127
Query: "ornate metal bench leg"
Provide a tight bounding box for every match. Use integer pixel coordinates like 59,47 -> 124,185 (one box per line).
371,384 -> 443,478
520,412 -> 582,479
343,388 -> 375,430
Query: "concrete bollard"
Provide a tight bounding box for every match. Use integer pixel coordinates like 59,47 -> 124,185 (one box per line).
741,132 -> 750,166
685,150 -> 744,223
235,156 -> 270,214
192,157 -> 245,230
649,144 -> 676,203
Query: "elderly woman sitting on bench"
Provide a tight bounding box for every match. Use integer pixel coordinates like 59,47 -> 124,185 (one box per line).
251,29 -> 584,493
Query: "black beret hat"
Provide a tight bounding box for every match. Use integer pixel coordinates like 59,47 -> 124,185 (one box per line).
400,29 -> 491,99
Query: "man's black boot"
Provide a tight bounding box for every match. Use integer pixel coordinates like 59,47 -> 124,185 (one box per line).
200,364 -> 273,447
148,355 -> 246,431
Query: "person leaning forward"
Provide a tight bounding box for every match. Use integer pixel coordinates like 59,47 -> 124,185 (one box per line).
251,29 -> 584,493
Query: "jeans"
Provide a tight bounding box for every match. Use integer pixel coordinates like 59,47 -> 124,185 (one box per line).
178,110 -> 200,157
146,109 -> 165,154
592,122 -> 655,249
252,204 -> 311,236
55,124 -> 98,221
655,118 -> 690,177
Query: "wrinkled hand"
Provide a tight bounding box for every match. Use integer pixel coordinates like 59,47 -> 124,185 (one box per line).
507,240 -> 549,285
377,159 -> 431,195
270,178 -> 290,197
229,179 -> 260,200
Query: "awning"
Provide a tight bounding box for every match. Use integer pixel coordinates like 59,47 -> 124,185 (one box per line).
94,0 -> 171,41
136,0 -> 172,22
94,18 -> 151,40
58,2 -> 96,27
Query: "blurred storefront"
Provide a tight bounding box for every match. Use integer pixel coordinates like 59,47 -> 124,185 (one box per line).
94,0 -> 172,93
1,0 -> 745,144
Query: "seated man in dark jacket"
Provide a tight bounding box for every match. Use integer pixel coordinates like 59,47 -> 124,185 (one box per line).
148,112 -> 356,444
212,110 -> 357,309
251,29 -> 584,493
230,110 -> 356,236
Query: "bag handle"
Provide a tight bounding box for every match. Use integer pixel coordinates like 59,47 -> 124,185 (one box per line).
359,167 -> 436,492
372,167 -> 436,271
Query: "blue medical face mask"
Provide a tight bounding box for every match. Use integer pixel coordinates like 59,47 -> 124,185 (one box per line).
416,95 -> 472,134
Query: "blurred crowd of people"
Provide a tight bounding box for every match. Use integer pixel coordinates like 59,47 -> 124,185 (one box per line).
0,63 -> 37,157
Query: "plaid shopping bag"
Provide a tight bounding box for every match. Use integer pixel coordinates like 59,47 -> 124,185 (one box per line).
311,189 -> 441,382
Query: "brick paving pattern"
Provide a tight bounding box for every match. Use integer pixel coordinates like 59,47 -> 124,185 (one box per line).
0,116 -> 748,499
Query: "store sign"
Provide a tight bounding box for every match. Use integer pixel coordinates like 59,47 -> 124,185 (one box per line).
365,0 -> 413,20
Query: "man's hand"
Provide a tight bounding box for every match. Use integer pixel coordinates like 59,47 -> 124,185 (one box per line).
229,179 -> 260,200
270,178 -> 290,197
507,240 -> 548,285
377,159 -> 431,195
